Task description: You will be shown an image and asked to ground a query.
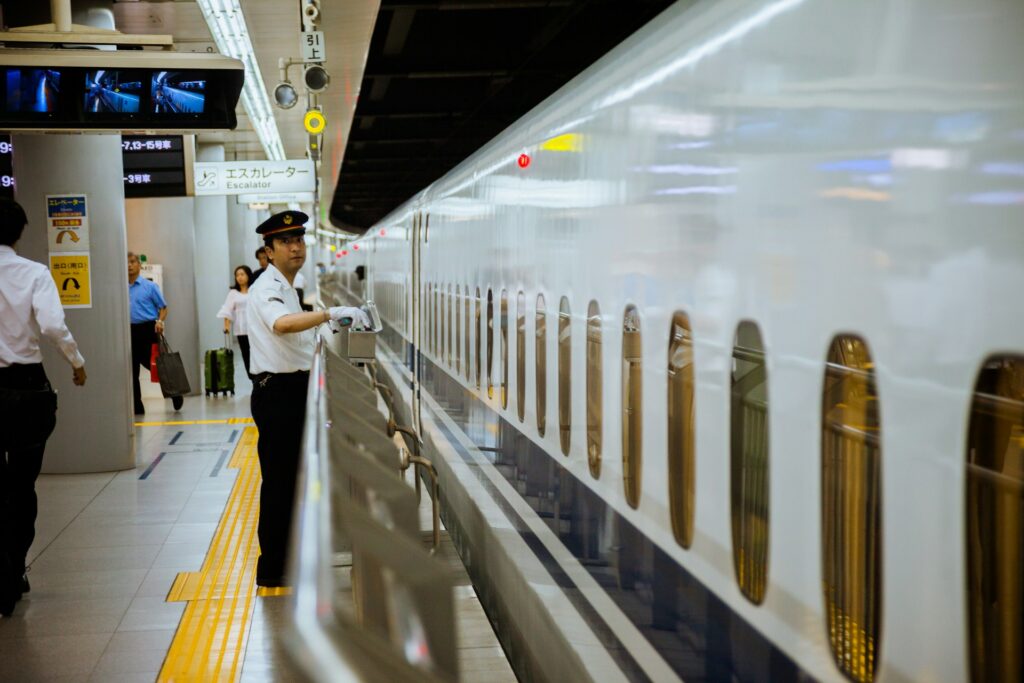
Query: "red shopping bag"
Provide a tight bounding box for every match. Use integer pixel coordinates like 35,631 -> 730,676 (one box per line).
150,343 -> 160,382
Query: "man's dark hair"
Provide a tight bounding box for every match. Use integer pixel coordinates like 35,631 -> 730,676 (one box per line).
0,199 -> 28,247
355,265 -> 366,282
255,246 -> 268,260
232,265 -> 254,291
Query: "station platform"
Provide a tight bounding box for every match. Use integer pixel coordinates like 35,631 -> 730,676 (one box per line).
0,378 -> 515,682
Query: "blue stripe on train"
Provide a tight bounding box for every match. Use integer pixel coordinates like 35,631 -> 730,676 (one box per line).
376,316 -> 810,682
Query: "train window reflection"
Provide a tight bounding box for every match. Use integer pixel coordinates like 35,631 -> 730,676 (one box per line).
446,284 -> 453,367
586,301 -> 602,479
439,284 -> 446,364
558,297 -> 571,456
455,285 -> 461,374
517,291 -> 526,422
730,321 -> 769,605
465,285 -> 471,382
536,295 -> 547,437
622,306 -> 641,507
668,312 -> 695,548
475,288 -> 482,390
967,355 -> 1024,683
501,290 -> 509,409
486,289 -> 494,400
822,335 -> 882,683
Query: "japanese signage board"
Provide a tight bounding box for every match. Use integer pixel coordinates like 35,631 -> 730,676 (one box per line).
49,253 -> 92,308
301,31 -> 325,63
192,159 -> 315,196
0,135 -> 13,201
123,135 -> 188,198
46,194 -> 90,252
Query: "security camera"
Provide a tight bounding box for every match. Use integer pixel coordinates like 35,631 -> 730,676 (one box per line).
303,65 -> 329,93
273,81 -> 298,109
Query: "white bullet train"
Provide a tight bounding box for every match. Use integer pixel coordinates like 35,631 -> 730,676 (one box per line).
329,0 -> 1024,681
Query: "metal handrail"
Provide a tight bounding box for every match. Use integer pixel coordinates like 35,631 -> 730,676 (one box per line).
282,332 -> 360,682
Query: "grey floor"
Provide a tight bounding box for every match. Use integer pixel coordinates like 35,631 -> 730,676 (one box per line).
0,367 -> 298,682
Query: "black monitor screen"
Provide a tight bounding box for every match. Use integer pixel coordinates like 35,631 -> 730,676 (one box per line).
151,71 -> 206,114
84,70 -> 142,114
5,68 -> 60,113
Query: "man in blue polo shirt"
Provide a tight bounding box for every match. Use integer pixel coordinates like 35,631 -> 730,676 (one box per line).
128,252 -> 182,414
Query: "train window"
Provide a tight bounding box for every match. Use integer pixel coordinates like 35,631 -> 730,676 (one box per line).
440,284 -> 446,365
967,356 -> 1024,683
465,286 -> 471,382
455,285 -> 462,374
486,289 -> 494,400
822,335 -> 882,683
517,291 -> 526,422
500,290 -> 509,409
622,306 -> 642,507
586,301 -> 602,479
668,312 -> 695,548
730,321 -> 770,605
536,294 -> 547,437
558,297 -> 572,456
474,287 -> 482,390
444,282 -> 452,368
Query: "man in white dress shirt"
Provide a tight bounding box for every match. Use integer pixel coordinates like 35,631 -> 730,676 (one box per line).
0,200 -> 87,617
246,210 -> 367,586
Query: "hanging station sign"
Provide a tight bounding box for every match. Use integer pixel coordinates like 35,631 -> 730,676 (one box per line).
192,159 -> 315,196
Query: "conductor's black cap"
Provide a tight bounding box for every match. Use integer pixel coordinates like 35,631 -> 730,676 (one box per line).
255,210 -> 308,239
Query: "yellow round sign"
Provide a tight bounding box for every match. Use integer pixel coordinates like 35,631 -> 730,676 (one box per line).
304,109 -> 326,134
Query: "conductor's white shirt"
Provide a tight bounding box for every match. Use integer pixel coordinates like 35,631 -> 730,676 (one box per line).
0,245 -> 85,368
247,264 -> 315,374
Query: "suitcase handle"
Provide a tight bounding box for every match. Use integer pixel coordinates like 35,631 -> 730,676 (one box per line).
224,331 -> 231,348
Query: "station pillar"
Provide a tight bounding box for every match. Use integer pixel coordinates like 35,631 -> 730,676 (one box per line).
12,133 -> 135,473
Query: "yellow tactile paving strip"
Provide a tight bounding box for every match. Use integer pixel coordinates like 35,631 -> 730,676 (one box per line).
158,426 -> 264,682
135,417 -> 256,427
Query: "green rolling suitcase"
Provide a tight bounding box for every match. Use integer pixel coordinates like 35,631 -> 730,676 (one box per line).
204,333 -> 235,396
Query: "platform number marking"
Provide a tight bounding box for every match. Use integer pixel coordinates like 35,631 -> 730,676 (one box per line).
301,31 -> 325,63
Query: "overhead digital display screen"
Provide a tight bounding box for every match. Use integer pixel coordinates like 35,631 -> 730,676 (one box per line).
0,62 -> 240,130
5,69 -> 61,113
152,71 -> 206,114
84,70 -> 142,114
122,135 -> 188,198
0,135 -> 13,201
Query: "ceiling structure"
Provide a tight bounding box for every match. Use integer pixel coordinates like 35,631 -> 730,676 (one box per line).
331,0 -> 678,231
1,0 -> 381,230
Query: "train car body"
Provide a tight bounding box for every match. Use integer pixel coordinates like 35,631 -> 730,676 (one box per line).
333,1 -> 1024,681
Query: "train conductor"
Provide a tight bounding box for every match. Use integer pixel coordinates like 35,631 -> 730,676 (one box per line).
247,210 -> 367,587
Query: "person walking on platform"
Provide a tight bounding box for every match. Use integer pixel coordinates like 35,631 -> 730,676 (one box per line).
0,200 -> 87,617
247,210 -> 367,587
251,246 -> 270,283
127,252 -> 181,415
217,265 -> 254,377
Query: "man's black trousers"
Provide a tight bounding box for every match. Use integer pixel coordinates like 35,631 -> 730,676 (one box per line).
250,370 -> 308,584
0,363 -> 57,603
130,322 -> 157,414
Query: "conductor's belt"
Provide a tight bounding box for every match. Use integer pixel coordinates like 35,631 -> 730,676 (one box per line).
253,370 -> 310,387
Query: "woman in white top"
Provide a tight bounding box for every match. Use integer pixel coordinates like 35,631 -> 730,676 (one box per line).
217,265 -> 253,377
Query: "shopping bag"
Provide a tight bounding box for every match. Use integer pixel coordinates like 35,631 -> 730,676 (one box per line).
156,334 -> 191,398
150,343 -> 160,382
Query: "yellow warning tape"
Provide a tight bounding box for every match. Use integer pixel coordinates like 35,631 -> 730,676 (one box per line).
134,418 -> 256,427
158,427 -> 264,681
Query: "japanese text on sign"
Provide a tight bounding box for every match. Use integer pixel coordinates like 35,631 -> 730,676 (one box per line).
46,194 -> 90,253
49,253 -> 92,308
301,31 -> 325,63
192,160 -> 315,196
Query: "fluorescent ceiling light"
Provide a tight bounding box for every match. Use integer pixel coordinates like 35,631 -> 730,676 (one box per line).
196,0 -> 285,161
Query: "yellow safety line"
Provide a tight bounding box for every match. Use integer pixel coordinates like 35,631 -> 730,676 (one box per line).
158,427 -> 266,682
134,418 -> 256,427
